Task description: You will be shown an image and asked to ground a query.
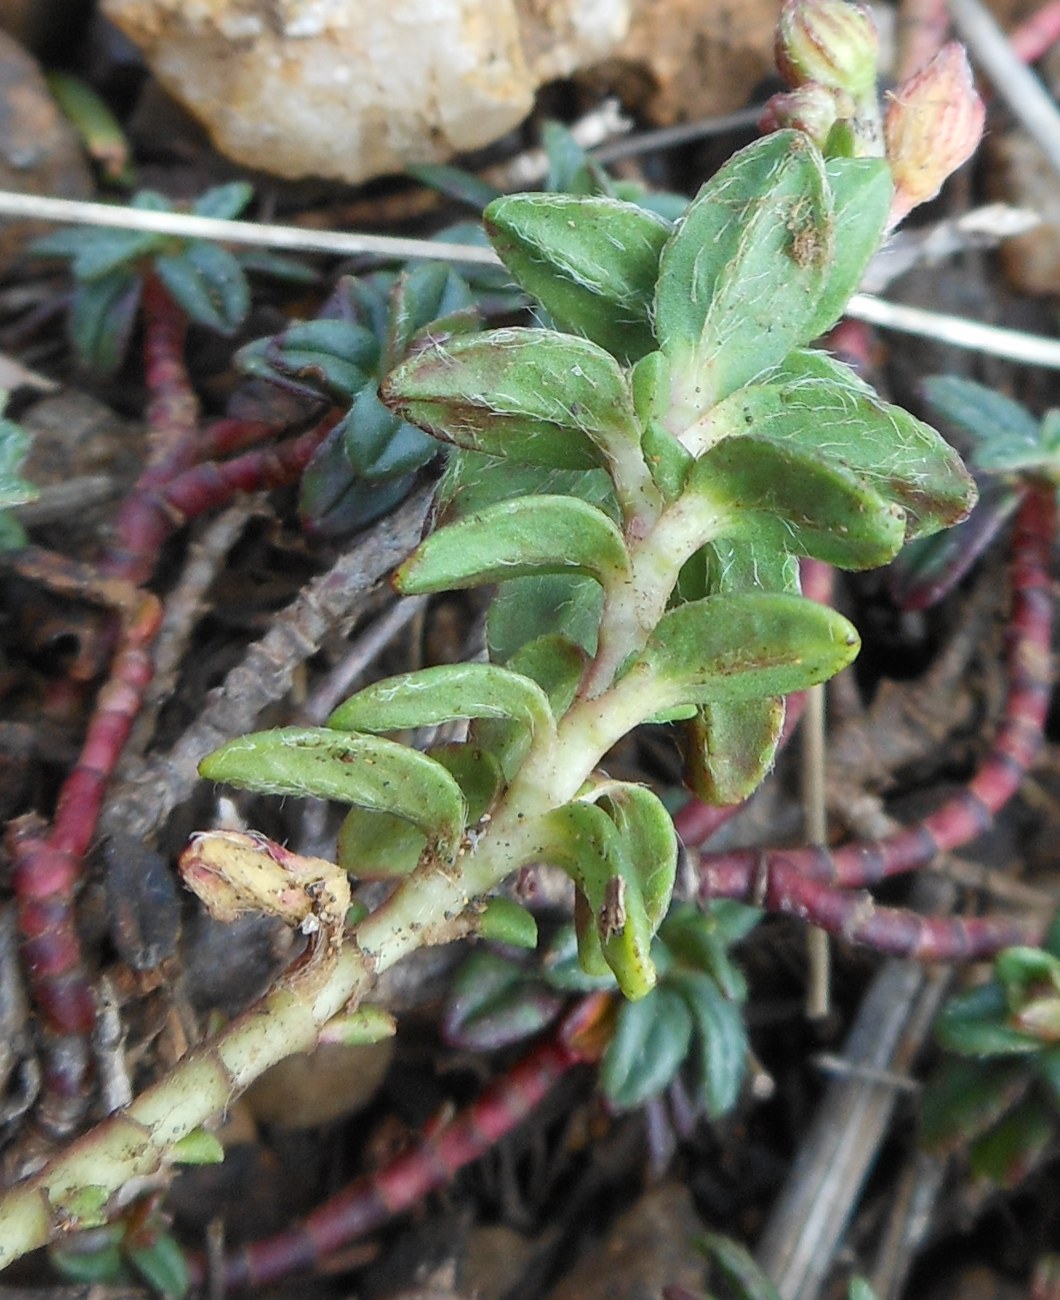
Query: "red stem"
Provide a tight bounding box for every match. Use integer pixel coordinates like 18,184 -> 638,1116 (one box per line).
138,275 -> 200,483
102,419 -> 334,588
698,485 -> 1056,959
1008,0 -> 1060,65
188,1030 -> 594,1292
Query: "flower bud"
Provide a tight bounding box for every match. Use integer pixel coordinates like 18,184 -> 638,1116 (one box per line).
884,43 -> 985,225
759,83 -> 843,147
775,0 -> 880,98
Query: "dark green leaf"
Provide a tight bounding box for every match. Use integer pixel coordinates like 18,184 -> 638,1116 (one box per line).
601,986 -> 694,1107
935,981 -> 1043,1056
969,1096 -> 1056,1188
672,969 -> 748,1117
155,241 -> 249,334
700,1231 -> 784,1300
385,262 -> 476,367
406,162 -> 502,211
487,574 -> 604,663
444,951 -> 562,1051
127,1233 -> 189,1298
236,318 -> 379,400
69,271 -> 141,373
920,1057 -> 1031,1151
192,181 -> 254,220
922,376 -> 1040,451
485,192 -> 671,364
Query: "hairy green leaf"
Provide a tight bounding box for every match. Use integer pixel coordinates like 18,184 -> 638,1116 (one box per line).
806,156 -> 892,339
614,592 -> 859,719
201,728 -> 466,865
396,495 -> 631,595
328,662 -> 556,750
655,131 -> 833,416
485,192 -> 671,363
701,356 -> 976,538
693,434 -> 907,569
384,328 -> 641,471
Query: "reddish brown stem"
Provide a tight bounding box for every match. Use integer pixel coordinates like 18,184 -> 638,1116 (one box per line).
187,1011 -> 602,1293
1009,0 -> 1060,63
674,558 -> 834,848
699,485 -> 1056,959
101,419 -> 333,588
138,275 -> 200,483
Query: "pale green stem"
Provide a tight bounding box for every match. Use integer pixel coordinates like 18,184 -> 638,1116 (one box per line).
584,492 -> 725,696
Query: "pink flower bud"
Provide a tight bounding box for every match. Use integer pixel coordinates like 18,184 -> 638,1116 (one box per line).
884,43 -> 985,225
775,0 -> 880,98
759,83 -> 843,146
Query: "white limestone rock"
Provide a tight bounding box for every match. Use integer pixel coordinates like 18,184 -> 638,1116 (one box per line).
101,0 -> 633,182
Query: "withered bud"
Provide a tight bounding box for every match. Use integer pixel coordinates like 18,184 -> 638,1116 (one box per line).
885,43 -> 985,226
179,830 -> 351,937
775,0 -> 879,98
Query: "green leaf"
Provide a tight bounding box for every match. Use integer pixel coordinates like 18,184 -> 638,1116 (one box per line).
805,156 -> 892,339
685,695 -> 785,805
848,1279 -> 879,1300
922,375 -> 1040,450
473,633 -> 587,776
532,802 -> 659,999
192,180 -> 254,220
169,1129 -> 225,1166
384,261 -> 476,367
200,727 -> 466,865
660,904 -> 753,1002
700,1232 -> 784,1300
50,1239 -> 124,1285
654,131 -> 833,417
485,192 -> 671,364
155,241 -> 250,335
478,897 -> 538,949
395,495 -> 631,595
71,227 -> 164,280
935,981 -> 1044,1056
338,742 -> 502,878
0,417 -> 36,509
69,271 -> 141,373
692,434 -> 907,569
595,783 -> 677,931
236,318 -> 379,400
969,1096 -> 1056,1188
328,662 -> 557,754
487,573 -> 604,662
613,592 -> 860,720
920,1058 -> 1031,1151
672,969 -> 748,1118
384,328 -> 640,471
542,924 -> 617,992
601,986 -> 694,1107
127,1233 -> 189,1298
444,951 -> 562,1050
435,447 -> 618,526
699,358 -> 976,540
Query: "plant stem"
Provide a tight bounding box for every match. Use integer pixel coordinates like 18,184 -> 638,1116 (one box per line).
186,1006 -> 601,1292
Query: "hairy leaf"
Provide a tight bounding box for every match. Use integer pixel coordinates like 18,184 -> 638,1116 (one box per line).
485,192 -> 670,363
396,495 -> 631,595
384,328 -> 640,470
201,728 -> 466,865
655,131 -> 833,416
